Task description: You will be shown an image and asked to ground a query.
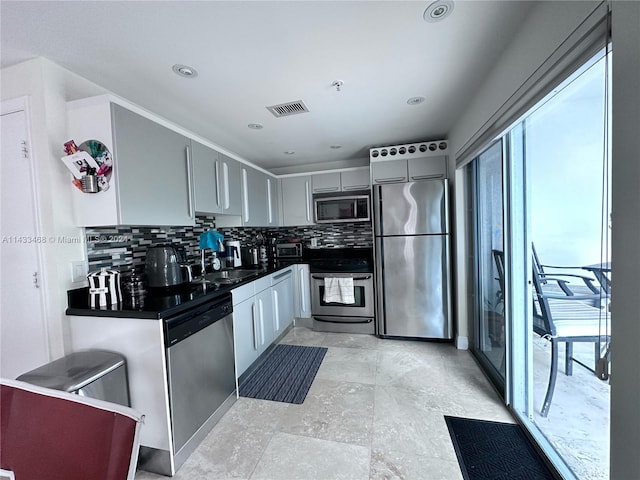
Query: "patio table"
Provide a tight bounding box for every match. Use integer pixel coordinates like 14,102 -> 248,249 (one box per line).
583,262 -> 611,295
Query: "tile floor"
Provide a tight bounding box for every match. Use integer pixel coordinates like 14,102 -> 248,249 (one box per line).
136,327 -> 514,480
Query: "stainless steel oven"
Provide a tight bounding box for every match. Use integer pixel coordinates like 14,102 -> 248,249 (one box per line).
307,248 -> 375,334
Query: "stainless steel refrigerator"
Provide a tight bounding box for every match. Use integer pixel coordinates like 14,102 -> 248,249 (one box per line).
374,180 -> 452,339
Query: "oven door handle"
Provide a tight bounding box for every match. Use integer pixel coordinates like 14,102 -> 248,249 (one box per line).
311,275 -> 372,281
313,316 -> 373,324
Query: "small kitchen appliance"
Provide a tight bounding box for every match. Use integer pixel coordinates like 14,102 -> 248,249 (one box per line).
224,240 -> 242,268
314,192 -> 370,223
145,245 -> 193,288
275,243 -> 303,259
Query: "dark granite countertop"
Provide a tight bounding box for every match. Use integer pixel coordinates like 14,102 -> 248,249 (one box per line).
66,262 -> 300,320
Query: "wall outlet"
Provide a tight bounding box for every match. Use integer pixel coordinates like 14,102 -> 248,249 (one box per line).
310,238 -> 318,247
71,261 -> 87,283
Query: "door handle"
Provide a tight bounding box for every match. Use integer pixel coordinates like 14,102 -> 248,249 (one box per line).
251,302 -> 258,350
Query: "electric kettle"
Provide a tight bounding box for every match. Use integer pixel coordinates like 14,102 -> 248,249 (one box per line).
224,240 -> 242,268
145,245 -> 193,288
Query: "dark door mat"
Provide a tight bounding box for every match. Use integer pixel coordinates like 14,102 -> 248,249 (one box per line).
239,344 -> 328,404
445,416 -> 556,480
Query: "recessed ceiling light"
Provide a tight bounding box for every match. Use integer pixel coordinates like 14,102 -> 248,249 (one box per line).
284,151 -> 295,155
407,96 -> 425,105
330,145 -> 343,149
423,0 -> 454,23
172,64 -> 198,78
247,123 -> 264,130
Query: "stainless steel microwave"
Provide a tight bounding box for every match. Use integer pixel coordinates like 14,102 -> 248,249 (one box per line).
275,243 -> 303,258
314,193 -> 371,223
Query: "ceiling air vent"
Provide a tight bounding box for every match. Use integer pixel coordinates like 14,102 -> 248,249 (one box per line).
266,100 -> 309,118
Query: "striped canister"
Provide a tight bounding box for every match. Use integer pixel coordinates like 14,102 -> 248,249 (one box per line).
88,268 -> 122,307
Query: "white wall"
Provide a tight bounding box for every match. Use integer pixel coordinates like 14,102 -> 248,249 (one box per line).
1,58 -> 107,358
448,0 -> 601,344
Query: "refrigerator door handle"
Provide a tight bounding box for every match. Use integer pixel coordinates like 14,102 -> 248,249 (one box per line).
374,236 -> 387,336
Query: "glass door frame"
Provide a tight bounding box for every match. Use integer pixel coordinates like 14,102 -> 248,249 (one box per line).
470,138 -> 506,396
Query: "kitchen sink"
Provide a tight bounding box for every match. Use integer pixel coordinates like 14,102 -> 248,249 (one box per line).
193,268 -> 263,286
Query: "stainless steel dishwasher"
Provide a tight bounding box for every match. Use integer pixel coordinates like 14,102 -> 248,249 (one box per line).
164,292 -> 236,471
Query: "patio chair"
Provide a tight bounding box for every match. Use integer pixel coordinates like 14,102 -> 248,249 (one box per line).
532,259 -> 611,417
532,243 -> 607,306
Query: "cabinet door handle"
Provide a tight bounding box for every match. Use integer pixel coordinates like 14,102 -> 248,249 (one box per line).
305,181 -> 311,222
242,168 -> 250,222
214,160 -> 221,208
258,298 -> 264,344
185,146 -> 194,218
410,174 -> 444,181
267,178 -> 273,224
313,187 -> 339,193
300,271 -> 307,314
251,302 -> 258,351
273,270 -> 292,281
342,185 -> 369,191
273,290 -> 280,331
374,177 -> 405,183
222,162 -> 230,210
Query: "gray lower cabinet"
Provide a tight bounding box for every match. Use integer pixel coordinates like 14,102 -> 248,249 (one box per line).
233,296 -> 259,377
280,176 -> 313,226
255,286 -> 274,355
272,268 -> 295,337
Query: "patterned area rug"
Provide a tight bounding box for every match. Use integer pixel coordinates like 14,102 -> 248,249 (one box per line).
239,344 -> 327,404
445,416 -> 556,480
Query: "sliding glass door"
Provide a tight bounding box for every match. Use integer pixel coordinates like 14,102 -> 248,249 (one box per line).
468,49 -> 611,479
470,140 -> 505,392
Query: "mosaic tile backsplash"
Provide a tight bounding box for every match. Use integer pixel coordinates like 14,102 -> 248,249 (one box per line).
86,217 -> 373,273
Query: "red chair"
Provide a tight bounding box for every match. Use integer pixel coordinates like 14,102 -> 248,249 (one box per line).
1,379 -> 143,480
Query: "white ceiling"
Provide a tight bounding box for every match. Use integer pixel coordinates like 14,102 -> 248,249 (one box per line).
1,1 -> 535,173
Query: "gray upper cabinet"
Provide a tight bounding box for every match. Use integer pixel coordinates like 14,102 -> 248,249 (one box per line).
191,140 -> 221,214
281,176 -> 313,226
340,167 -> 370,191
312,172 -> 341,193
241,166 -> 269,226
219,153 -> 242,216
67,97 -> 194,226
371,159 -> 409,184
267,177 -> 279,227
111,104 -> 194,226
408,156 -> 447,181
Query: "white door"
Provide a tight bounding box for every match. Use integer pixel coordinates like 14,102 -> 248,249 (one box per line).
1,107 -> 48,378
